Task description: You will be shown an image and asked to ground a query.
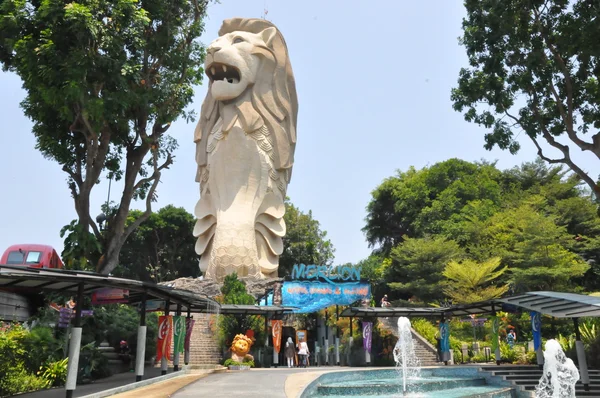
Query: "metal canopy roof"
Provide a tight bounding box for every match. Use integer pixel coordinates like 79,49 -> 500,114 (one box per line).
340,306 -> 447,318
498,291 -> 600,318
219,304 -> 296,318
0,265 -> 219,313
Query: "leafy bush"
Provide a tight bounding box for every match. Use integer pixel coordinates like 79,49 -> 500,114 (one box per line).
223,358 -> 254,367
470,353 -> 491,363
82,304 -> 158,361
22,326 -> 63,372
411,318 -> 437,345
38,358 -> 68,388
1,369 -> 46,397
0,324 -> 48,397
78,342 -> 111,382
217,275 -> 264,349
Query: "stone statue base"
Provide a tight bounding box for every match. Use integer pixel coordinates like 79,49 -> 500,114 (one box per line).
162,276 -> 283,301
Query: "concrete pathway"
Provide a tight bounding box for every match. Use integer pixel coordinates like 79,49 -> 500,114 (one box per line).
173,367 -> 340,398
17,367 -> 167,398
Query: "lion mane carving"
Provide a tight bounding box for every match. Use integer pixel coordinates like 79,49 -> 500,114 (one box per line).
230,334 -> 254,363
193,18 -> 298,281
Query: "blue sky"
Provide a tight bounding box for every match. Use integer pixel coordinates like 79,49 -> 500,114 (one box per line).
0,0 -> 598,266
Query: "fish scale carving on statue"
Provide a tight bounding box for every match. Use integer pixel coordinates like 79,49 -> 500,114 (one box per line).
193,18 -> 298,281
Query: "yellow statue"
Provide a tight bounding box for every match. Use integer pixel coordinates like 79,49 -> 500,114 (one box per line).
230,334 -> 254,363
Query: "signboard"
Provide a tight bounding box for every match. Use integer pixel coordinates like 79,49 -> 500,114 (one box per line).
57,308 -> 93,328
282,281 -> 371,313
92,288 -> 129,305
296,330 -> 307,344
291,264 -> 362,282
461,318 -> 487,326
139,300 -> 165,312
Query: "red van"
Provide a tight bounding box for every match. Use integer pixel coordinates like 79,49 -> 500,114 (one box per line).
0,244 -> 64,269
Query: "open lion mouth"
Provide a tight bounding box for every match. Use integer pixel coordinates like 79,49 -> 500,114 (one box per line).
207,63 -> 241,84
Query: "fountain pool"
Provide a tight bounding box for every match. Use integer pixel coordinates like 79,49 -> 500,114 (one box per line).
300,368 -> 515,397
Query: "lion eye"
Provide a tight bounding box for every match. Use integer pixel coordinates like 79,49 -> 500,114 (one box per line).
233,37 -> 244,44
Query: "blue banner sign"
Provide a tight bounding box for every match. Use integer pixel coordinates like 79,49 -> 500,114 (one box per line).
291,264 -> 362,282
282,281 -> 371,313
531,311 -> 542,350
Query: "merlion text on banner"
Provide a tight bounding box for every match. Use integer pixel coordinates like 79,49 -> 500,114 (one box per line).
282,281 -> 371,313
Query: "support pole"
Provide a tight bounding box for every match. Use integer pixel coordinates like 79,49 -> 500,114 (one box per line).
174,305 -> 182,371
574,318 -> 590,391
335,305 -> 340,365
492,306 -> 501,366
324,310 -> 329,365
264,316 -> 269,368
65,284 -> 84,398
161,300 -> 170,376
135,293 -> 147,382
184,309 -> 191,366
348,317 -> 354,366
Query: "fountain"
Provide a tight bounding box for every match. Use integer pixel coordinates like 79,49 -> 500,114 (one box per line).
392,317 -> 421,392
301,317 -> 515,397
535,339 -> 580,398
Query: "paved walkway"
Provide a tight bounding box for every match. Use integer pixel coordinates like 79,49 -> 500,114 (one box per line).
174,367 -> 339,398
18,367 -> 166,398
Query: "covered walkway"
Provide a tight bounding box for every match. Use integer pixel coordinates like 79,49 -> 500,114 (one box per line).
0,265 -> 295,398
340,291 -> 600,391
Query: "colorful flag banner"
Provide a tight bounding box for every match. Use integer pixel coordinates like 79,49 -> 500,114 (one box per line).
531,311 -> 542,351
440,322 -> 450,354
271,320 -> 283,354
490,316 -> 499,353
363,321 -> 373,353
173,316 -> 186,354
184,318 -> 195,351
156,316 -> 173,362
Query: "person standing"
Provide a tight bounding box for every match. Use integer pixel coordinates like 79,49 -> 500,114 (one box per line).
284,337 -> 295,368
298,340 -> 309,368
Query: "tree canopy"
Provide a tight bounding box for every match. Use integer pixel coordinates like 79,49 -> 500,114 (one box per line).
363,158 -> 600,303
113,205 -> 200,282
279,198 -> 335,277
443,257 -> 509,304
451,0 -> 600,196
0,0 -> 210,274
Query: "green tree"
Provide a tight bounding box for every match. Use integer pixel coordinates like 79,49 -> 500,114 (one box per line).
363,159 -> 504,254
452,0 -> 600,196
356,254 -> 391,304
443,257 -> 509,304
279,198 -> 335,277
217,274 -> 264,349
386,236 -> 464,304
481,199 -> 589,292
113,205 -> 200,282
0,0 -> 210,274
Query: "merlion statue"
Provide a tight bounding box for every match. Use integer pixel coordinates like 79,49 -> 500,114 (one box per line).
193,18 -> 298,281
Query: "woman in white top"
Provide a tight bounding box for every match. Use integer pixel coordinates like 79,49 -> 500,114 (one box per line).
297,340 -> 309,368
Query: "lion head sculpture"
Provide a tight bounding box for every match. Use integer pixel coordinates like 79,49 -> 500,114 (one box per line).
230,333 -> 254,362
194,17 -> 298,174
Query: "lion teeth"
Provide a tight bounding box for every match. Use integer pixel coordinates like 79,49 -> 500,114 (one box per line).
223,65 -> 227,72
211,67 -> 215,76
